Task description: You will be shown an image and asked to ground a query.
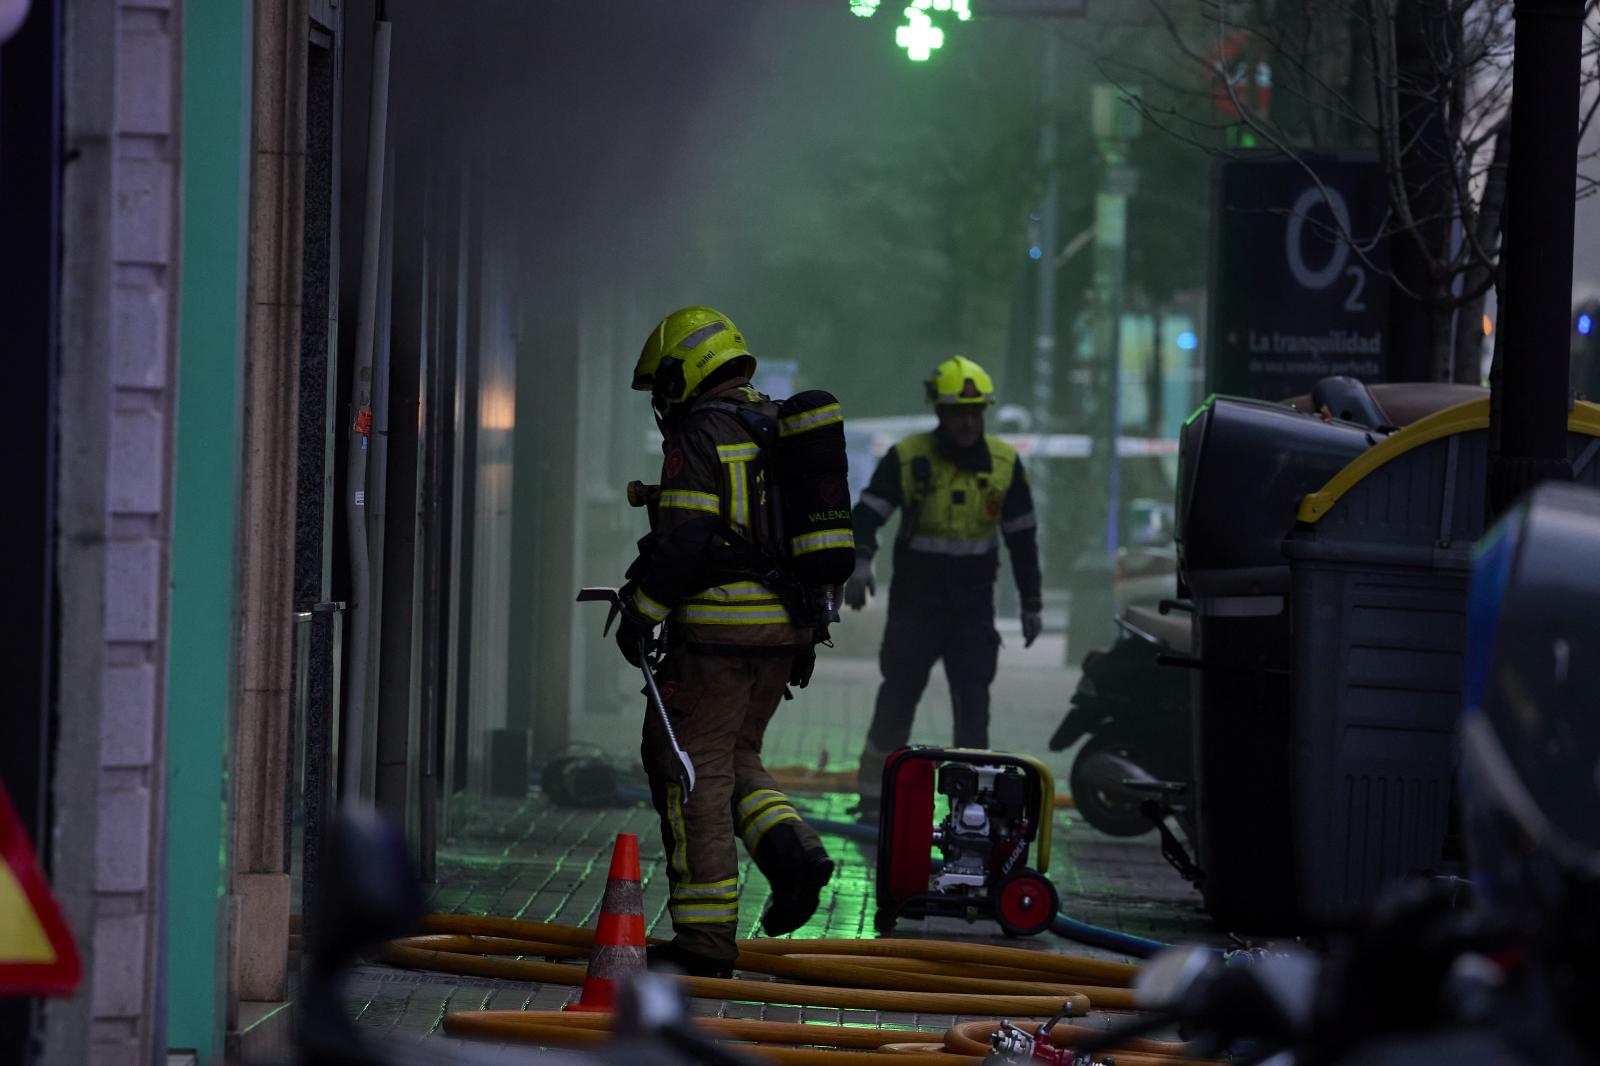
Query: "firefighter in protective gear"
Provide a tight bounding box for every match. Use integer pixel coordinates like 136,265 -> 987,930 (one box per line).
618,306 -> 834,978
845,356 -> 1043,812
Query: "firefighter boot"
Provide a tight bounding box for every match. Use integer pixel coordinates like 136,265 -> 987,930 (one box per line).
754,824 -> 834,937
645,942 -> 735,980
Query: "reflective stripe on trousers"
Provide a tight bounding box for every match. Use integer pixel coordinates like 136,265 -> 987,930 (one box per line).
736,788 -> 802,852
665,783 -> 690,880
668,877 -> 740,926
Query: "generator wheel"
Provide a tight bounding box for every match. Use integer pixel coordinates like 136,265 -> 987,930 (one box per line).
994,868 -> 1058,937
873,908 -> 896,936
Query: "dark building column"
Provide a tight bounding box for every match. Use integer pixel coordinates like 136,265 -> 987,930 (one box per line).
1489,0 -> 1587,515
505,282 -> 577,758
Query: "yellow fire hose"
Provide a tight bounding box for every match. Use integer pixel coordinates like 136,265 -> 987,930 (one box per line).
384,916 -> 1200,1058
784,953 -> 1096,985
399,916 -> 1136,1005
725,949 -> 1116,1001
725,1043 -> 969,1064
385,942 -> 1092,1016
416,914 -> 1136,987
876,1046 -> 950,1056
409,915 -> 1126,992
944,1019 -> 1212,1065
422,913 -> 604,947
390,934 -> 1131,1007
400,933 -> 588,958
444,1011 -> 929,1048
440,1009 -> 1213,1064
736,934 -> 1136,987
442,1011 -> 982,1063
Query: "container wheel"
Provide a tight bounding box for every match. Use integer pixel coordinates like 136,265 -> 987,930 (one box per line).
994,867 -> 1058,937
873,908 -> 897,936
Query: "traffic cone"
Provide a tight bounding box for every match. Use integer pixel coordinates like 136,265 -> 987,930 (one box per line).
564,831 -> 647,1012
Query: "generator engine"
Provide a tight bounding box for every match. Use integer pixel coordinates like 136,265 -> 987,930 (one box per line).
874,746 -> 1061,937
932,762 -> 1031,894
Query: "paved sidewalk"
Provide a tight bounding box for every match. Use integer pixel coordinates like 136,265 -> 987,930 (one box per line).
344,624 -> 1218,1051
346,793 -> 1212,1047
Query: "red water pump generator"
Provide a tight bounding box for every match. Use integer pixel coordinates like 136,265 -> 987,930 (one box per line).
874,747 -> 1059,937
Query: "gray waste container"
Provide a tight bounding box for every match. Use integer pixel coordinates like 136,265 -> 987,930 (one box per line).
1283,398 -> 1600,926
1177,396 -> 1373,930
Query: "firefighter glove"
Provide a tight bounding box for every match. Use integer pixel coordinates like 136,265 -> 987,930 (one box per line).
1022,610 -> 1043,649
790,649 -> 817,689
843,556 -> 875,611
615,613 -> 656,668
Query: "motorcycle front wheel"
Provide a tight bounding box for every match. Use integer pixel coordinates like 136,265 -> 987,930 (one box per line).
1068,733 -> 1166,837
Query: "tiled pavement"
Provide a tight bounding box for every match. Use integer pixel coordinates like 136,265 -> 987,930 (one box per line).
345,625 -> 1221,1050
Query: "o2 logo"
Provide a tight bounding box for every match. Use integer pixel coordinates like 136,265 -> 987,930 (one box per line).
1284,185 -> 1368,313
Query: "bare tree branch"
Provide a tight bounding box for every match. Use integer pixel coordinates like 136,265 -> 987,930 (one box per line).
1129,0 -> 1595,325
1580,74 -> 1600,142
1364,0 -> 1441,286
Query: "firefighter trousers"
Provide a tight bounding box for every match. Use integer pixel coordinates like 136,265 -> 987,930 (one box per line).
858,588 -> 1000,802
641,647 -> 823,962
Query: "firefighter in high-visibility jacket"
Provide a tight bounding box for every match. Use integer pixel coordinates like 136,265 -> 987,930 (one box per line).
845,356 -> 1043,812
616,306 -> 835,978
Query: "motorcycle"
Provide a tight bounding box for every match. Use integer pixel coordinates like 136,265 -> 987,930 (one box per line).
1050,601 -> 1193,837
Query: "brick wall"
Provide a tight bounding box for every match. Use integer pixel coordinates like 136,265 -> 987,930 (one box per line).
45,2 -> 183,1063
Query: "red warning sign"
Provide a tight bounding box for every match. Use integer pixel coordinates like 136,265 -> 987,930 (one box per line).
0,781 -> 82,996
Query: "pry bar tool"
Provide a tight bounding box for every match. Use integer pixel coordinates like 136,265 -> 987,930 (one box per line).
576,586 -> 696,796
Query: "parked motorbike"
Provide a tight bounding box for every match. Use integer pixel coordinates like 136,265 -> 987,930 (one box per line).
1050,602 -> 1193,837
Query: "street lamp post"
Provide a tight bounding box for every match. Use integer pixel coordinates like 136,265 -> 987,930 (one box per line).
1488,0 -> 1587,516
1061,83 -> 1140,662
1091,83 -> 1140,565
1031,34 -> 1060,435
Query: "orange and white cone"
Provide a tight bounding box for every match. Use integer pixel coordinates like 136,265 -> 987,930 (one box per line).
564,831 -> 647,1012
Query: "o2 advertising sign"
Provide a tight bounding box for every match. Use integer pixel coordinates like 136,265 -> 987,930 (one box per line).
1206,153 -> 1390,400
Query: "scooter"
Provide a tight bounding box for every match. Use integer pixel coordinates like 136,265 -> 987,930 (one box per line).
1050,601 -> 1193,837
